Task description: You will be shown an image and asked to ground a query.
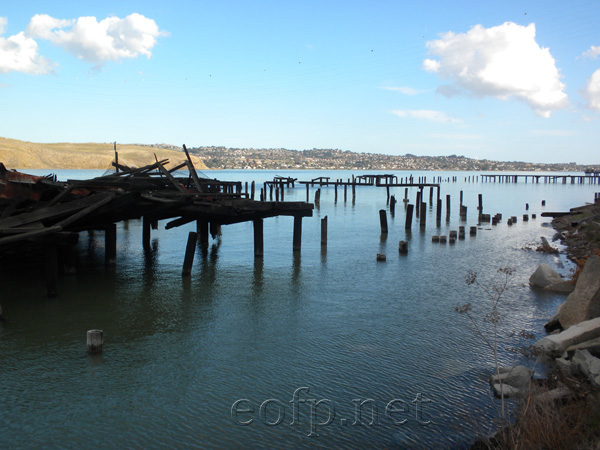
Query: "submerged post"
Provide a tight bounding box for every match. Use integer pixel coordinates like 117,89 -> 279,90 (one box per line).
182,231 -> 198,276
45,244 -> 58,298
405,204 -> 414,229
142,216 -> 151,248
105,223 -> 117,267
87,330 -> 103,354
420,202 -> 426,228
321,216 -> 327,246
293,215 -> 303,252
197,220 -> 209,246
379,209 -> 388,234
253,219 -> 263,258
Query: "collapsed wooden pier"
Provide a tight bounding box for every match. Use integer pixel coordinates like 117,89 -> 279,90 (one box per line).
0,158 -> 313,296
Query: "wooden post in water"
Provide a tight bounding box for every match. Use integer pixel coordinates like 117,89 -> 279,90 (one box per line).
405,204 -> 414,229
390,195 -> 396,215
446,195 -> 451,220
306,184 -> 309,202
429,187 -> 433,204
105,223 -> 117,267
420,202 -> 426,228
182,231 -> 198,276
415,192 -> 421,217
270,184 -> 274,201
478,194 -> 483,214
344,184 -> 348,202
460,190 -> 463,206
197,220 -> 209,246
253,219 -> 263,258
314,188 -> 321,205
87,330 -> 103,354
251,181 -> 255,200
45,244 -> 58,298
379,209 -> 388,234
142,216 -> 151,248
436,198 -> 442,224
334,183 -> 338,203
321,216 -> 327,246
275,187 -> 279,202
386,186 -> 390,205
293,215 -> 302,252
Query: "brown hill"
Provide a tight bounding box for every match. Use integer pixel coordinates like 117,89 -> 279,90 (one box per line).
0,137 -> 208,171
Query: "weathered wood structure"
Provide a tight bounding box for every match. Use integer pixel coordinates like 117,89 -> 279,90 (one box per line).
0,157 -> 313,296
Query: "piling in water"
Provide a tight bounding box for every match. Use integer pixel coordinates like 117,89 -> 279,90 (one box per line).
87,329 -> 103,354
379,209 -> 388,234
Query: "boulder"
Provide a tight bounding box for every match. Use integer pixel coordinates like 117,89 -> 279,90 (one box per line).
491,383 -> 525,398
534,385 -> 573,403
566,337 -> 600,358
572,349 -> 600,389
558,255 -> 600,329
529,263 -> 562,288
544,280 -> 575,294
533,317 -> 600,358
489,365 -> 532,397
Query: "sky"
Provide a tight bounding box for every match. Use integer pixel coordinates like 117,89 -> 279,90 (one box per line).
1,1 -> 599,164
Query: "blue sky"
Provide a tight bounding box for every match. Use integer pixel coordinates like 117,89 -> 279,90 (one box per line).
1,1 -> 599,164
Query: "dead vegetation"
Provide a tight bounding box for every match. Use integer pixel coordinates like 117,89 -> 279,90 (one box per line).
0,136 -> 208,170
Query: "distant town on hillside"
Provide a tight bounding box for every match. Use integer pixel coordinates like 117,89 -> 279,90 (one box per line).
141,144 -> 597,172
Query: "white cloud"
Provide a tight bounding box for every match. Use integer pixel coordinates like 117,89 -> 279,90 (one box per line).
423,22 -> 567,118
391,109 -> 462,124
0,17 -> 54,74
581,69 -> 600,112
381,86 -> 419,95
582,45 -> 600,59
26,13 -> 167,68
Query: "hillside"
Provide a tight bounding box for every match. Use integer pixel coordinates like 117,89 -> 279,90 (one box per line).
0,137 -> 208,171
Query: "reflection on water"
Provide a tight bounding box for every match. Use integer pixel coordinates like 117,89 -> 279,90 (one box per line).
1,170 -> 595,449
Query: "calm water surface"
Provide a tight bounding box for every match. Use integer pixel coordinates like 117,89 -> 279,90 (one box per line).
1,169 -> 596,449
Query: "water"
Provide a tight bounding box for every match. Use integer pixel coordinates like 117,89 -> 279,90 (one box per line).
1,169 -> 597,449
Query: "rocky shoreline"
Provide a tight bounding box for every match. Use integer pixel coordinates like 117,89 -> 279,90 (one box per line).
472,199 -> 600,448
551,202 -> 600,262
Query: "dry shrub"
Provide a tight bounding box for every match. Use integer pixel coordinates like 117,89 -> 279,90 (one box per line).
570,248 -> 600,284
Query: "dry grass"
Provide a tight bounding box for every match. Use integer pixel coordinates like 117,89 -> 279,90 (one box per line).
0,136 -> 208,170
475,377 -> 600,450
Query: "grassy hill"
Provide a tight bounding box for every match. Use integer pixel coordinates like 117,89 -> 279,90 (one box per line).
0,137 -> 208,171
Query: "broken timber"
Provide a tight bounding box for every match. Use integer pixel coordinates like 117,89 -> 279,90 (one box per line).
0,156 -> 313,295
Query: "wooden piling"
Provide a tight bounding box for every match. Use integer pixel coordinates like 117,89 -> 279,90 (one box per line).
390,195 -> 396,215
420,202 -> 426,228
470,226 -> 477,236
87,329 -> 103,354
45,244 -> 58,298
379,209 -> 388,233
436,198 -> 442,223
142,216 -> 151,248
398,241 -> 408,253
196,220 -> 209,246
416,192 -> 421,217
253,219 -> 263,258
314,188 -> 321,205
321,216 -> 327,246
429,187 -> 433,204
446,195 -> 451,218
251,181 -> 255,200
478,194 -> 483,213
405,204 -> 414,229
182,231 -> 198,276
334,183 -> 338,203
293,215 -> 302,252
344,184 -> 347,202
306,184 -> 309,202
105,223 -> 117,267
